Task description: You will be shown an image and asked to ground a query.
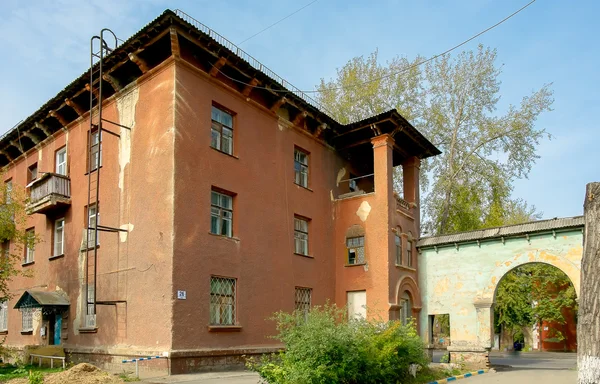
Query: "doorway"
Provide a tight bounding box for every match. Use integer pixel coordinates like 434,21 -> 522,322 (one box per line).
47,313 -> 62,345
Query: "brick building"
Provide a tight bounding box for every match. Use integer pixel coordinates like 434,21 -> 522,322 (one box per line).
0,10 -> 439,375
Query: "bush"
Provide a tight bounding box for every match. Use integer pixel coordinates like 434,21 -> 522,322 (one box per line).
28,370 -> 44,384
247,304 -> 428,384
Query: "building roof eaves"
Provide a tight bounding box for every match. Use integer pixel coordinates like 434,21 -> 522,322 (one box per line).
417,216 -> 584,248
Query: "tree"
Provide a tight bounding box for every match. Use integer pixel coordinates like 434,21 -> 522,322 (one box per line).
0,178 -> 35,303
317,45 -> 552,235
578,182 -> 600,384
495,264 -> 577,348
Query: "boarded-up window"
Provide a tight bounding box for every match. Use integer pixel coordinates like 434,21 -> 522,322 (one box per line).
347,290 -> 366,320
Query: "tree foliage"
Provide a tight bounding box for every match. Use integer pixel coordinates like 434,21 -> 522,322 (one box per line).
0,178 -> 35,302
317,45 -> 553,235
495,263 -> 577,340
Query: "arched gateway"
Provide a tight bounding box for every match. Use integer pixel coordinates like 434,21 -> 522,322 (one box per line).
417,216 -> 583,368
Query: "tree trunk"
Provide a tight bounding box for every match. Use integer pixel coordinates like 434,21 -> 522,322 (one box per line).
578,182 -> 600,383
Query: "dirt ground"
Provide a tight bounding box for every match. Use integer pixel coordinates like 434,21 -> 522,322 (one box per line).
8,363 -> 127,384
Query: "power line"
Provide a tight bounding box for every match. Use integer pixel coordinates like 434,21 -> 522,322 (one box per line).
238,0 -> 320,45
214,0 -> 537,95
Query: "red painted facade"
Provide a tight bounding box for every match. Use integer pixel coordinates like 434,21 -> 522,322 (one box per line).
0,10 -> 439,375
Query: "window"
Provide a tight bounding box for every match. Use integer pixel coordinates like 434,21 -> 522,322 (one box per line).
400,292 -> 412,326
210,277 -> 236,325
347,290 -> 367,320
406,233 -> 413,267
395,235 -> 402,265
294,217 -> 309,255
53,218 -> 65,257
294,148 -> 309,188
347,236 -> 365,265
21,308 -> 34,332
56,147 -> 67,175
0,301 -> 7,332
295,287 -> 312,321
211,106 -> 234,155
24,229 -> 34,264
4,180 -> 12,205
210,190 -> 233,237
89,130 -> 102,171
87,205 -> 99,248
27,163 -> 37,184
85,284 -> 96,328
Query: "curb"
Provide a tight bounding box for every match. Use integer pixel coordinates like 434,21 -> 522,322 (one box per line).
427,369 -> 489,384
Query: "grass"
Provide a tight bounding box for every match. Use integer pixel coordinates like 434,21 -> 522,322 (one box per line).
0,364 -> 63,382
119,372 -> 141,382
416,367 -> 465,383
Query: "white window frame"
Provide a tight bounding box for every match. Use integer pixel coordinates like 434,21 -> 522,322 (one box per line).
0,301 -> 7,332
210,106 -> 234,155
294,217 -> 309,255
24,229 -> 34,264
89,130 -> 102,171
210,276 -> 236,326
294,148 -> 309,188
53,218 -> 65,257
21,308 -> 34,332
87,205 -> 99,248
56,147 -> 67,175
210,190 -> 233,237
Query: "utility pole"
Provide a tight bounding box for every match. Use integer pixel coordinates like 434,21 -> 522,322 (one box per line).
579,182 -> 600,384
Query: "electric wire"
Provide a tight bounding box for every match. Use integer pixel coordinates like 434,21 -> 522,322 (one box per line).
238,0 -> 320,45
213,0 -> 537,95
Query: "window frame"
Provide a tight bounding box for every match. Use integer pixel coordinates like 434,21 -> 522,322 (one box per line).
24,228 -> 35,264
55,147 -> 67,176
294,147 -> 309,188
294,216 -> 309,256
87,204 -> 99,249
294,287 -> 312,321
346,236 -> 365,265
88,129 -> 102,172
0,301 -> 7,332
210,105 -> 234,155
27,163 -> 38,184
210,189 -> 233,238
21,308 -> 34,332
406,236 -> 413,268
210,276 -> 237,326
395,234 -> 402,266
53,218 -> 65,257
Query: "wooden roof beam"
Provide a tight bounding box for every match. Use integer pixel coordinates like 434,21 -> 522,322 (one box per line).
85,83 -> 99,99
315,123 -> 329,139
0,150 -> 13,162
242,78 -> 259,97
102,73 -> 123,91
128,52 -> 149,73
270,97 -> 287,113
22,132 -> 40,145
35,122 -> 51,137
209,57 -> 227,77
292,111 -> 308,127
65,98 -> 86,116
49,110 -> 69,127
170,28 -> 181,58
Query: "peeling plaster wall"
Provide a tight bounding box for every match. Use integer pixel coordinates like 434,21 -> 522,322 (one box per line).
418,229 -> 583,350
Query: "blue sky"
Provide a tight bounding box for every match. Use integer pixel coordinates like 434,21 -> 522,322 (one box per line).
0,0 -> 597,219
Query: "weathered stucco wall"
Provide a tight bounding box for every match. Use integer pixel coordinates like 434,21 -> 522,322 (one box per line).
418,227 -> 582,363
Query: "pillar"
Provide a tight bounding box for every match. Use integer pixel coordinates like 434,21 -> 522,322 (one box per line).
402,156 -> 420,232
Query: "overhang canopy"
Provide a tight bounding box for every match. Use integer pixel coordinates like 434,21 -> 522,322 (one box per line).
14,290 -> 69,310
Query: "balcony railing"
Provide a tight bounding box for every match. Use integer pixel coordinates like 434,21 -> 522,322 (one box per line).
395,193 -> 411,212
26,173 -> 71,215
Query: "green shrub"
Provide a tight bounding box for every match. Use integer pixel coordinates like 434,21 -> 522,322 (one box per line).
247,303 -> 428,384
28,370 -> 44,384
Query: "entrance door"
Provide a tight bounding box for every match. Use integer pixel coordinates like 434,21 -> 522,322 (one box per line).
53,315 -> 62,345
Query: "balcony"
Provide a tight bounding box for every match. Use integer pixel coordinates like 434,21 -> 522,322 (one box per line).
26,173 -> 71,215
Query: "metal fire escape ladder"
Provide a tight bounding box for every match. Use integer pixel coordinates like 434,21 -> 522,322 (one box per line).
85,29 -> 130,329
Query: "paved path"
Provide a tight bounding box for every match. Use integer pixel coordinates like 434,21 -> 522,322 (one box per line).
464,369 -> 577,383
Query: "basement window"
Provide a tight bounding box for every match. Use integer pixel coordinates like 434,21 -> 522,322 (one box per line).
211,105 -> 234,155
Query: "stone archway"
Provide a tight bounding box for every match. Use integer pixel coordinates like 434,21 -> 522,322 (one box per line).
417,217 -> 583,368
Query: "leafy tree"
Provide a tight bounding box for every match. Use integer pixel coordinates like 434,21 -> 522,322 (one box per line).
495,264 -> 577,342
0,178 -> 35,302
317,45 -> 552,235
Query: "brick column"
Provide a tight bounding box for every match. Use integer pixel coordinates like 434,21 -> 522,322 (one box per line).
402,156 -> 420,233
